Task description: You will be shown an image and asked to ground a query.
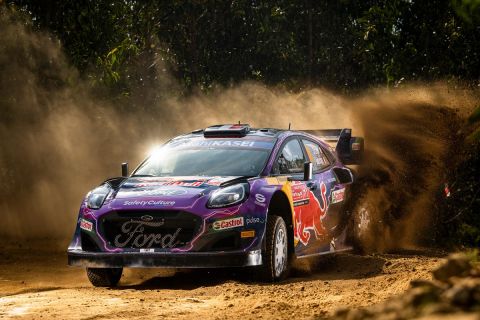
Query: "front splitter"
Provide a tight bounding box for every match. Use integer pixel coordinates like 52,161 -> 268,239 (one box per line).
67,249 -> 262,268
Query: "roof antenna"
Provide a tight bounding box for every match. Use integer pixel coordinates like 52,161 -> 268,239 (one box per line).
288,123 -> 291,130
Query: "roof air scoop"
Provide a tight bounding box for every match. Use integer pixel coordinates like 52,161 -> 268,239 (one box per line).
203,124 -> 250,138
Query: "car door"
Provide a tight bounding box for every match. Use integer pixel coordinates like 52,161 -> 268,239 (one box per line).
302,139 -> 345,242
271,137 -> 329,256
300,139 -> 337,254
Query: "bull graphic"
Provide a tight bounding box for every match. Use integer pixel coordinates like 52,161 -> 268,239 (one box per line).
292,182 -> 328,246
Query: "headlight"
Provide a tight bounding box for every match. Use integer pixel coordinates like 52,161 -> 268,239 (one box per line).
207,183 -> 248,208
87,185 -> 111,209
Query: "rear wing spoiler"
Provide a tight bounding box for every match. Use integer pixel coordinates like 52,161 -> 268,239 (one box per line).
302,128 -> 364,165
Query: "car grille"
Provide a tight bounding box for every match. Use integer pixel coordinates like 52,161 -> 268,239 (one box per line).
100,210 -> 202,249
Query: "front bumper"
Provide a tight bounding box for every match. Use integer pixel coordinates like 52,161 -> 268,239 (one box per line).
67,249 -> 262,268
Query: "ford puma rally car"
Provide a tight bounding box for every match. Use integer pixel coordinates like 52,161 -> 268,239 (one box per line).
68,124 -> 364,286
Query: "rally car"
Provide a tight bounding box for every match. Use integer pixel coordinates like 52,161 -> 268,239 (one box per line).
67,124 -> 364,286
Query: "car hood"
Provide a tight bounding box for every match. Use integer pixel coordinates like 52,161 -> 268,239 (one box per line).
108,176 -> 244,210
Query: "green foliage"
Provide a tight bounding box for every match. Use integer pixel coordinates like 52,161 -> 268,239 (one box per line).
464,248 -> 479,263
96,38 -> 140,87
467,107 -> 480,142
5,0 -> 480,94
452,0 -> 480,24
468,127 -> 480,142
468,106 -> 480,124
458,223 -> 480,247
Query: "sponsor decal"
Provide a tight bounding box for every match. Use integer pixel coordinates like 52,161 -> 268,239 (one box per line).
114,220 -> 181,249
331,188 -> 345,204
134,177 -> 175,183
123,200 -> 175,206
179,140 -> 254,147
132,177 -> 243,189
255,194 -> 266,203
199,140 -> 255,147
140,248 -> 155,253
293,199 -> 309,207
160,181 -> 204,187
80,218 -> 93,232
351,142 -> 361,151
205,177 -> 228,186
133,181 -> 204,188
212,217 -> 244,231
291,183 -> 310,207
291,185 -> 306,198
246,217 -> 262,225
241,230 -> 255,238
292,189 -> 308,199
142,188 -> 188,196
254,193 -> 267,207
168,138 -> 275,150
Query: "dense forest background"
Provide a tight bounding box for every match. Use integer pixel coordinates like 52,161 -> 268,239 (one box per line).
4,0 -> 480,100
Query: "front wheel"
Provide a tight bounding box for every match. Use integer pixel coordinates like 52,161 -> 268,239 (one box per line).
86,267 -> 123,287
257,215 -> 289,282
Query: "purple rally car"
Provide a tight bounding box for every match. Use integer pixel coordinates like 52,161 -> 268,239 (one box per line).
68,124 -> 364,286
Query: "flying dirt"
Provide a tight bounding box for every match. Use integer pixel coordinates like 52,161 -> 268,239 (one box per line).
0,8 -> 479,320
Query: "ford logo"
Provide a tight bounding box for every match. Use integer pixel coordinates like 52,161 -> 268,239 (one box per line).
140,215 -> 154,222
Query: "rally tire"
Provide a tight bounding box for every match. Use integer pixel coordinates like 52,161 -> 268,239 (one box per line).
346,217 -> 362,254
86,267 -> 123,287
258,215 -> 289,282
346,209 -> 368,254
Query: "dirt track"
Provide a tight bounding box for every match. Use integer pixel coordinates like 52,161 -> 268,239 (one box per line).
0,241 -> 445,319
0,94 -> 469,320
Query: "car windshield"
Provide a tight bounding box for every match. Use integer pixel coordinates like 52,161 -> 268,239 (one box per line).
133,137 -> 275,177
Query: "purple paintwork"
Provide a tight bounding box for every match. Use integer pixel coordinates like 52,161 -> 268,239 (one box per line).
68,127 -> 356,269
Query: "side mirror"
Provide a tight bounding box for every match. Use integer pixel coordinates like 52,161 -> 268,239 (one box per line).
303,162 -> 313,181
121,162 -> 129,177
333,167 -> 354,184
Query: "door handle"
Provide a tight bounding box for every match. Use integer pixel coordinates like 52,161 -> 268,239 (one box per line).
306,181 -> 318,190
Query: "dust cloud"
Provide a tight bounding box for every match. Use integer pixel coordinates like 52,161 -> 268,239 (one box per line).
0,9 -> 478,252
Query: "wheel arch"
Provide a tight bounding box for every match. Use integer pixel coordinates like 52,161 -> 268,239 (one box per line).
267,190 -> 295,257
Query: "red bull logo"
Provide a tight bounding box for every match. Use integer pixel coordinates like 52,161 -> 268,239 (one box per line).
292,182 -> 328,246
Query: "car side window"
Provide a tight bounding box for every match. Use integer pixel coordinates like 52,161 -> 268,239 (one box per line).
273,139 -> 305,175
302,139 -> 330,171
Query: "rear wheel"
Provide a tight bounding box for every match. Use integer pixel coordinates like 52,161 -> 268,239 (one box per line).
86,267 -> 123,287
257,215 -> 289,282
347,207 -> 371,253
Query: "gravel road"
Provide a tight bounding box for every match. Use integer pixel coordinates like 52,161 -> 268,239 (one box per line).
0,241 -> 445,319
